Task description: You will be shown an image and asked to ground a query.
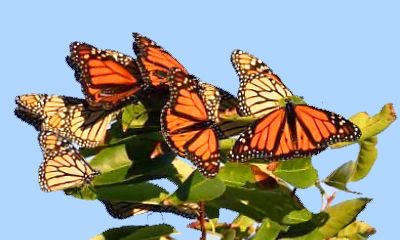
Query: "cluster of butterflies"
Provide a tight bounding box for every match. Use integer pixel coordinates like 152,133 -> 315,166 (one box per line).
15,32 -> 361,204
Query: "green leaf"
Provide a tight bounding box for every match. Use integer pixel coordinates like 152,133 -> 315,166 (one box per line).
221,229 -> 236,240
88,133 -> 177,186
279,229 -> 325,240
323,161 -> 359,193
169,158 -> 195,184
89,133 -> 163,174
171,171 -> 226,202
324,135 -> 378,190
232,215 -> 256,232
121,104 -> 149,131
336,221 -> 376,239
359,103 -> 396,140
283,209 -> 313,225
350,136 -> 378,182
210,185 -> 309,224
347,112 -> 370,131
64,185 -> 98,200
201,218 -> 255,240
91,226 -> 144,240
281,199 -> 371,239
94,182 -> 168,202
219,138 -> 237,153
90,144 -> 132,177
90,224 -> 175,240
318,198 -> 372,238
252,218 -> 287,240
218,163 -> 256,187
273,158 -> 318,188
278,212 -> 328,239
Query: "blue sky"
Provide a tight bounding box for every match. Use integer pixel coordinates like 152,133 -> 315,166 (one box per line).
1,1 -> 399,239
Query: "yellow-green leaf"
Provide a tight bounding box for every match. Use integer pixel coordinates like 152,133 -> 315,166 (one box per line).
350,136 -> 378,182
121,104 -> 149,131
336,221 -> 376,239
273,158 -> 318,189
319,198 -> 372,238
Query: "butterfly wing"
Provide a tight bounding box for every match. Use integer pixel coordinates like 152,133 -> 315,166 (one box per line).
160,202 -> 200,219
44,104 -> 116,148
133,33 -> 188,88
218,87 -> 240,115
101,200 -> 152,219
15,94 -> 116,148
230,104 -> 361,161
231,50 -> 293,117
38,131 -> 99,192
218,88 -> 250,137
292,104 -> 361,149
230,108 -> 287,161
101,200 -> 200,219
198,82 -> 248,137
231,49 -> 276,77
161,70 -> 220,177
15,94 -> 82,120
67,42 -> 145,109
238,72 -> 293,118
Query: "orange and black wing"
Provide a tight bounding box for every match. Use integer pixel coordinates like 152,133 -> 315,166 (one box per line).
229,108 -> 287,162
133,33 -> 188,88
230,104 -> 361,162
289,105 -> 361,153
38,131 -> 99,192
67,42 -> 145,109
161,70 -> 221,177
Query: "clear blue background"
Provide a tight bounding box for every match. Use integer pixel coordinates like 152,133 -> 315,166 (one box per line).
1,1 -> 398,239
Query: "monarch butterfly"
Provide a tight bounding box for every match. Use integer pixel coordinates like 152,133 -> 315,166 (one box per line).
133,32 -> 188,89
161,69 -> 225,177
15,94 -> 117,148
67,42 -> 146,109
229,50 -> 361,162
133,33 -> 247,137
38,131 -> 99,192
101,200 -> 200,219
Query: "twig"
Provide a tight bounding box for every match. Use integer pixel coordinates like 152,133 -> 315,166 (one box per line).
315,181 -> 326,210
199,201 -> 206,240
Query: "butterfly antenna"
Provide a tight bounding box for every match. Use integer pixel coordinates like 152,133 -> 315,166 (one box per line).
160,211 -> 165,223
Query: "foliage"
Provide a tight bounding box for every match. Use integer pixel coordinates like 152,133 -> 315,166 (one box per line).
72,102 -> 395,240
